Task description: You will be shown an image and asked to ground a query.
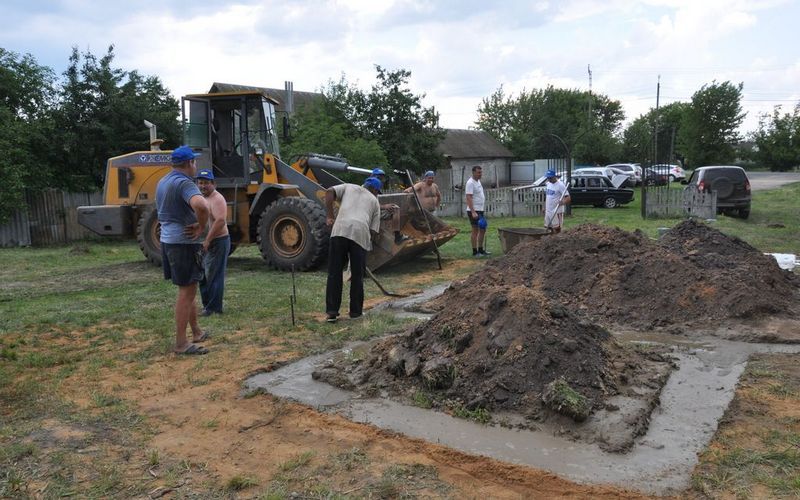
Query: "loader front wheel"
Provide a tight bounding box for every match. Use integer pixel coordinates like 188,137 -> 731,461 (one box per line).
257,197 -> 328,271
137,206 -> 163,266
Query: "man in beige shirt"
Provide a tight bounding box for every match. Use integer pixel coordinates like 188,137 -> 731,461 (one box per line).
196,169 -> 230,317
324,177 -> 382,323
404,170 -> 442,213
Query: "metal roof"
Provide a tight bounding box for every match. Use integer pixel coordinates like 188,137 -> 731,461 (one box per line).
436,129 -> 514,159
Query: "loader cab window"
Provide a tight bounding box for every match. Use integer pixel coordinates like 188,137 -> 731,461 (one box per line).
245,98 -> 281,176
184,100 -> 210,148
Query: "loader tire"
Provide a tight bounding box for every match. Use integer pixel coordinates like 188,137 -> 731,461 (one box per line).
257,197 -> 328,271
137,206 -> 163,267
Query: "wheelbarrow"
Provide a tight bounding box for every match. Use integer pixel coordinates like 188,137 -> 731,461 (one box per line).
497,227 -> 551,254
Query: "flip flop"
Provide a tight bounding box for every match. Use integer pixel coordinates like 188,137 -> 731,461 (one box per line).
175,344 -> 209,355
193,331 -> 211,342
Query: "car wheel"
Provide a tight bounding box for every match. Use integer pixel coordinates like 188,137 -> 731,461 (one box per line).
603,197 -> 618,209
669,174 -> 676,183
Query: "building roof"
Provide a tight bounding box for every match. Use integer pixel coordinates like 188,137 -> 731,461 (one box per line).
208,82 -> 323,113
436,129 -> 514,159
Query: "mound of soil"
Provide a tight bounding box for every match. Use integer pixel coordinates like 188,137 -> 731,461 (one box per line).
314,286 -> 674,451
314,220 -> 798,451
450,220 -> 799,330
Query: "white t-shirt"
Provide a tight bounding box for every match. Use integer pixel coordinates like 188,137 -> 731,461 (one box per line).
331,184 -> 381,251
465,177 -> 485,212
545,180 -> 569,215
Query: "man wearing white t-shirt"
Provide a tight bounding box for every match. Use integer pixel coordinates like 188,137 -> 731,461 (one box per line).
465,165 -> 489,257
544,169 -> 571,233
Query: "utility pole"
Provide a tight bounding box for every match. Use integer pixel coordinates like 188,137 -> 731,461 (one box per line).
587,64 -> 593,125
654,75 -> 660,165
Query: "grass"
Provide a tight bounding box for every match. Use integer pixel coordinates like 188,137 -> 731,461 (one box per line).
692,354 -> 800,498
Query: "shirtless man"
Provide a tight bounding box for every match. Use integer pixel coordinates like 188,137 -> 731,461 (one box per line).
404,170 -> 442,213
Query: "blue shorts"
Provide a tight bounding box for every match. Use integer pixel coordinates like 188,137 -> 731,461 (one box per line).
162,243 -> 204,286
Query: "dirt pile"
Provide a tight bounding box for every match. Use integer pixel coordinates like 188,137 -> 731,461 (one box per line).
449,220 -> 800,330
314,283 -> 673,451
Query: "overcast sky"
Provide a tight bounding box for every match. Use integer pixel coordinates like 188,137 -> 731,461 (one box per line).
3,0 -> 799,135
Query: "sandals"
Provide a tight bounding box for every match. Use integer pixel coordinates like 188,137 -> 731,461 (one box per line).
193,331 -> 211,342
175,344 -> 209,355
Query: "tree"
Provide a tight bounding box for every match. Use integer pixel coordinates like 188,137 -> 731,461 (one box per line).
476,85 -> 624,164
622,102 -> 689,165
750,104 -> 800,171
678,81 -> 745,167
283,67 -> 444,176
280,98 -> 388,169
0,49 -> 57,222
352,66 -> 444,173
53,46 -> 180,190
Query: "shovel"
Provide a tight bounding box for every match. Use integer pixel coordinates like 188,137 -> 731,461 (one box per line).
366,267 -> 408,297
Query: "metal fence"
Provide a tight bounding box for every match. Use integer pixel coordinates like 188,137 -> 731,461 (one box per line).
0,190 -> 102,248
389,186 -> 546,218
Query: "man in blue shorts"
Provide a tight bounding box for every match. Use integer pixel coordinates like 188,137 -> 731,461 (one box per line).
156,145 -> 210,355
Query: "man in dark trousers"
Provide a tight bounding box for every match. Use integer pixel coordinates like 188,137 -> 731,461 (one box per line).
197,168 -> 230,316
324,177 -> 382,323
156,145 -> 210,355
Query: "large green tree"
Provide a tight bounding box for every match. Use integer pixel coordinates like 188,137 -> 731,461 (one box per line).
280,95 -> 388,169
0,49 -> 57,222
622,102 -> 689,165
282,67 -> 443,176
476,85 -> 625,164
53,46 -> 180,190
678,81 -> 745,167
750,104 -> 800,171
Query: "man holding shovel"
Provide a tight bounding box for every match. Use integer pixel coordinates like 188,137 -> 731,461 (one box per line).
544,170 -> 571,233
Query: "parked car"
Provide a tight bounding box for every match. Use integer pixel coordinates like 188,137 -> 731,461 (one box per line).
651,164 -> 685,182
682,166 -> 751,219
574,167 -> 634,187
605,163 -> 642,186
643,168 -> 669,186
569,174 -> 634,208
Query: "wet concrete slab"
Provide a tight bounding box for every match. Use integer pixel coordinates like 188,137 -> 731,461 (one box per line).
244,287 -> 800,496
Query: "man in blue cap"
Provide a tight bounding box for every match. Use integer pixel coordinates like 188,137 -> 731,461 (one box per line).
544,169 -> 571,233
196,168 -> 230,317
404,170 -> 441,213
156,145 -> 210,355
324,178 -> 382,323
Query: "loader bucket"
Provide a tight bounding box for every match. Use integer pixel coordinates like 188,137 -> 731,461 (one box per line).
367,193 -> 458,271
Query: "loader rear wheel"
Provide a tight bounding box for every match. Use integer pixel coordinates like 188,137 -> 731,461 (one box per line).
257,197 -> 328,271
137,206 -> 163,266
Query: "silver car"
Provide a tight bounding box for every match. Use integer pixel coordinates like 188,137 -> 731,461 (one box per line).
605,163 -> 642,186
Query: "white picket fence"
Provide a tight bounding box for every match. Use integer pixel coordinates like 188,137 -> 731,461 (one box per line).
644,188 -> 717,219
389,186 -> 546,217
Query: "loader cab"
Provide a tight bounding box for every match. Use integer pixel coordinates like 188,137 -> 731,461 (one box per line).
182,92 -> 280,186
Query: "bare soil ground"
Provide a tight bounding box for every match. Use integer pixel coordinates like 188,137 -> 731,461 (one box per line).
3,326 -> 648,499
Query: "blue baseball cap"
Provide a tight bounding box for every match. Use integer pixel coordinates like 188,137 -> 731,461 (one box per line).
196,169 -> 214,180
363,177 -> 382,192
172,145 -> 201,164
371,168 -> 386,176
423,170 -> 435,178
545,169 -> 557,178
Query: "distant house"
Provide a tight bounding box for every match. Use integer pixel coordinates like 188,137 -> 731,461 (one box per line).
436,129 -> 514,189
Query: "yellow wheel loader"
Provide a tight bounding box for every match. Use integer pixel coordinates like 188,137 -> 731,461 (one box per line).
77,90 -> 457,271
